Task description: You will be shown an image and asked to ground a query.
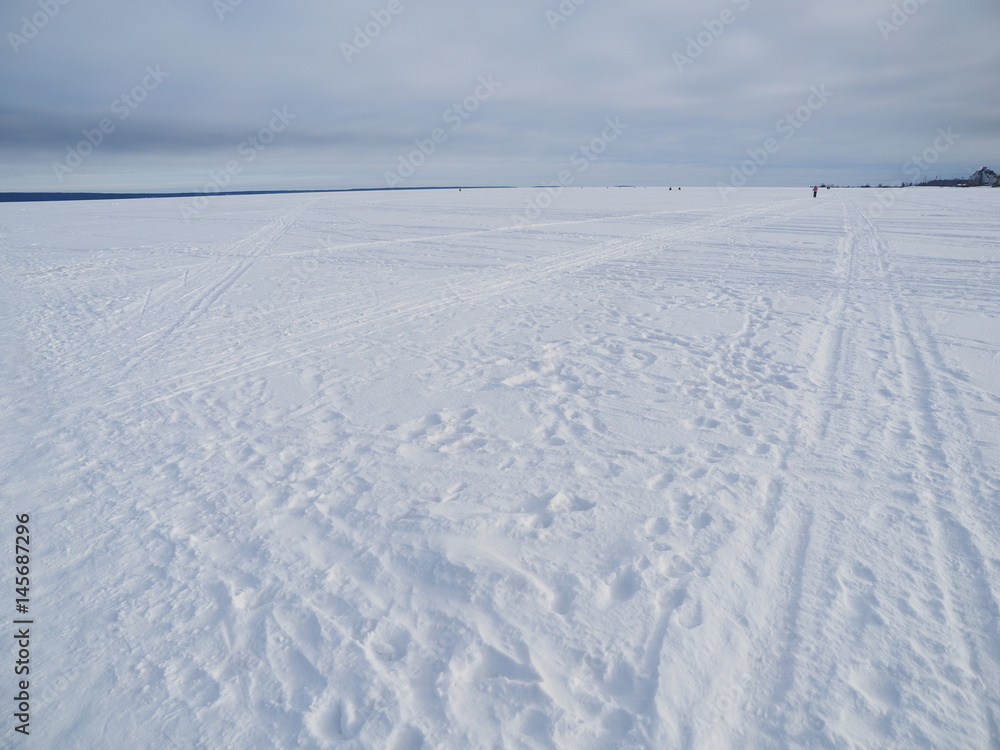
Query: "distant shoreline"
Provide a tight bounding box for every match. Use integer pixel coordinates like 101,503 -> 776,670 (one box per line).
1,183 -> 994,204
0,186 -> 519,203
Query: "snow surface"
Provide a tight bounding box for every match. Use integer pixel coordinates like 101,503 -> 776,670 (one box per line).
2,187 -> 999,749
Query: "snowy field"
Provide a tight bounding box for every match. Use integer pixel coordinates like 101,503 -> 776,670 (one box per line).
2,187 -> 1000,749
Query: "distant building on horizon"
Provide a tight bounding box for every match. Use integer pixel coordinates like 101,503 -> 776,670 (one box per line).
969,166 -> 1000,187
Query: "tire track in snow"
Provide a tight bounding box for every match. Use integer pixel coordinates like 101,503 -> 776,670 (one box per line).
587,197 -> 836,746
138,196 -> 807,360
738,196 -> 926,744
620,200 -> 838,745
119,199 -> 314,377
856,202 -> 1000,747
746,196 -> 1000,747
262,196 -> 820,332
780,199 -> 894,738
98,196 -> 821,399
75,197 -> 816,422
264,201 -> 773,261
711,204 -> 860,745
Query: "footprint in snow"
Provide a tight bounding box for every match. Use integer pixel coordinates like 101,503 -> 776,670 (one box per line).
691,511 -> 713,530
663,555 -> 696,578
306,700 -> 365,741
549,490 -> 596,512
646,472 -> 676,490
390,725 -> 425,750
603,567 -> 643,604
366,622 -> 410,662
643,516 -> 670,538
677,598 -> 703,629
549,587 -> 575,615
628,349 -> 657,369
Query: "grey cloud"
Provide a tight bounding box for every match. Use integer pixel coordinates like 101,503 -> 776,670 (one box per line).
1,0 -> 997,191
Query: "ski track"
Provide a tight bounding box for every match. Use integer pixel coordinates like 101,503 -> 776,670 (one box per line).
739,195 -> 1000,749
2,188 -> 998,749
65,195 -> 813,425
860,203 -> 1000,746
118,199 -> 315,378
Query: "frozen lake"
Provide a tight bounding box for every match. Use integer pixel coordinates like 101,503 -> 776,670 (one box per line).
2,187 -> 999,748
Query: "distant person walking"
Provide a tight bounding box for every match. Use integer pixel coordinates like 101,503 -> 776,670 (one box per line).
812,186 -> 819,197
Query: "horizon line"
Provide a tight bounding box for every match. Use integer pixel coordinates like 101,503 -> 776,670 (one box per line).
1,183 -> 972,204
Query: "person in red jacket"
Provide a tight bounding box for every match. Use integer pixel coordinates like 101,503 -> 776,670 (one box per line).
812,185 -> 819,197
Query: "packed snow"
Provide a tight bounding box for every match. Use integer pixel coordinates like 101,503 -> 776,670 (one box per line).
2,187 -> 999,749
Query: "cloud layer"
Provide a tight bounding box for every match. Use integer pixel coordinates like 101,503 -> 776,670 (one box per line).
2,0 -> 998,191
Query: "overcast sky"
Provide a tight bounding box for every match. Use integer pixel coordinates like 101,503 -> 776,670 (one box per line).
1,0 -> 998,192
